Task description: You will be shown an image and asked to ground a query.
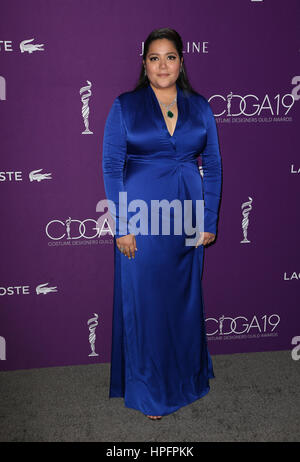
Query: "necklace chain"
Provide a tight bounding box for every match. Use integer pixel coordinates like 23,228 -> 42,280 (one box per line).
157,96 -> 177,110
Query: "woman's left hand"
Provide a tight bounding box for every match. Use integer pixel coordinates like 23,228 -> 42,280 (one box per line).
195,232 -> 216,248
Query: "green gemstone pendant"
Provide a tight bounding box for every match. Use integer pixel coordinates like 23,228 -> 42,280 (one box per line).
167,110 -> 174,118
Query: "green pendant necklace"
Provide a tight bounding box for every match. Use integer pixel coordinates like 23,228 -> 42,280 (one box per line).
158,95 -> 177,118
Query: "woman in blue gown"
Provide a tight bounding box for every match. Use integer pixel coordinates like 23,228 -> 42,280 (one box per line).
102,28 -> 222,420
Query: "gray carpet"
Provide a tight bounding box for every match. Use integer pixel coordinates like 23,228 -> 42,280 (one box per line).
0,350 -> 299,442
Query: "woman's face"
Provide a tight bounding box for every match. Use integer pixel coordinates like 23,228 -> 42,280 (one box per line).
143,38 -> 183,90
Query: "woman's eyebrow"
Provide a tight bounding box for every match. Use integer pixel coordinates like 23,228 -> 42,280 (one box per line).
148,52 -> 177,56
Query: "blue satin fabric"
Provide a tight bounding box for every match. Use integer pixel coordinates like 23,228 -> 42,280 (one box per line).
102,82 -> 222,416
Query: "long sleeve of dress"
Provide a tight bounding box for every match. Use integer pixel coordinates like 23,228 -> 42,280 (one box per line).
102,97 -> 130,238
201,99 -> 222,236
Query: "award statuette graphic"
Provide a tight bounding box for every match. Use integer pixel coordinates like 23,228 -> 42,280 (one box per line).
226,91 -> 233,116
219,315 -> 225,335
87,313 -> 99,357
80,80 -> 93,134
240,197 -> 253,244
66,217 -> 72,240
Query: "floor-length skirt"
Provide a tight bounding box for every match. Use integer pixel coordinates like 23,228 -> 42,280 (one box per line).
108,157 -> 215,417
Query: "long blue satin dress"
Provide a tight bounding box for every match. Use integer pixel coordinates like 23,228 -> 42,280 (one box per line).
102,81 -> 222,417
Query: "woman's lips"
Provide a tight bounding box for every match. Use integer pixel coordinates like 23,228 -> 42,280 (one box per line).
158,74 -> 169,77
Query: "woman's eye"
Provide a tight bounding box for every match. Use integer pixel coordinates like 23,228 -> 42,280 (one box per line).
149,56 -> 176,61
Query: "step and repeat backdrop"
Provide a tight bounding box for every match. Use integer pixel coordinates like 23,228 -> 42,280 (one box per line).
0,0 -> 299,371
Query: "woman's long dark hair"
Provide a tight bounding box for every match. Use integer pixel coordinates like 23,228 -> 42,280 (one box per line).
133,28 -> 198,95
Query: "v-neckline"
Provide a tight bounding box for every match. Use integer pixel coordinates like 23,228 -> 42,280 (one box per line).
148,82 -> 181,138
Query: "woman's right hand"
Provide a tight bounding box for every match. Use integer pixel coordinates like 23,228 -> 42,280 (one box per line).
116,234 -> 137,259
